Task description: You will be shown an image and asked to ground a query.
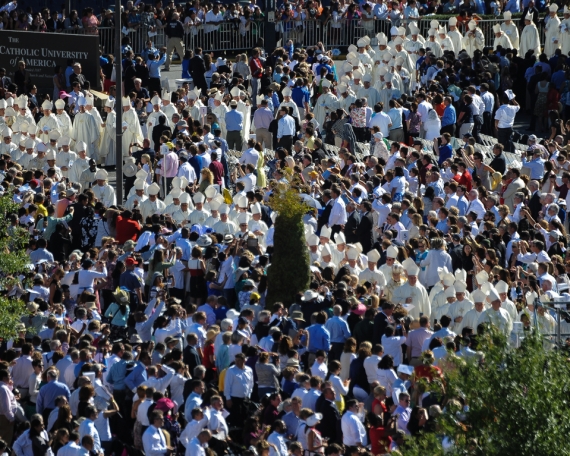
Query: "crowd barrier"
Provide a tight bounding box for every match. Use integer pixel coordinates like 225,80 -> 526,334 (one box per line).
2,16 -> 549,56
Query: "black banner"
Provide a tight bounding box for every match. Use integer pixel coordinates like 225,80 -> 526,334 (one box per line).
0,30 -> 100,93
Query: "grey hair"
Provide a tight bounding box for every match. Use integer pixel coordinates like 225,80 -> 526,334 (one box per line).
514,192 -> 525,201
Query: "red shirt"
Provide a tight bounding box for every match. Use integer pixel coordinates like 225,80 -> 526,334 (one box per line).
209,160 -> 224,186
115,216 -> 141,244
457,169 -> 473,192
249,57 -> 263,79
369,426 -> 391,455
413,364 -> 444,382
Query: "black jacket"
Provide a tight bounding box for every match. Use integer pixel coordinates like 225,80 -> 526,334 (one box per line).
548,242 -> 564,258
528,191 -> 542,222
316,398 -> 342,443
373,311 -> 390,344
356,211 -> 374,253
344,210 -> 361,244
183,345 -> 201,373
317,200 -> 333,232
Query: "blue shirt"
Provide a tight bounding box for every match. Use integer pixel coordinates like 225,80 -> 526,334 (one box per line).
292,87 -> 310,109
74,360 -> 87,378
188,155 -> 203,179
125,361 -> 148,391
388,108 -> 403,130
29,248 -> 54,263
147,54 -> 167,78
504,0 -> 521,11
438,144 -> 453,166
65,66 -> 74,87
106,359 -> 130,391
277,115 -> 296,138
225,109 -> 244,131
306,324 -> 331,353
441,105 -> 456,127
457,196 -> 469,216
324,316 -> 351,344
36,380 -> 70,413
142,46 -> 159,62
552,70 -> 566,90
175,237 -> 192,262
522,156 -> 546,179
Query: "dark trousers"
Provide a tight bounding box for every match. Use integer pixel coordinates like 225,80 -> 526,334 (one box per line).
223,288 -> 237,309
473,115 -> 483,144
227,396 -> 248,427
226,131 -> 243,151
441,124 -> 455,136
148,77 -> 161,97
278,135 -> 294,153
41,407 -> 54,425
330,342 -> 344,361
482,111 -> 493,135
353,127 -> 366,142
497,127 -> 513,152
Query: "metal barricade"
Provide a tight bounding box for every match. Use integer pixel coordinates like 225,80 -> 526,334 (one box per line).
184,21 -> 263,53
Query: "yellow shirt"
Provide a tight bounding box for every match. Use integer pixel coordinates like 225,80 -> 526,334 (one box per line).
37,204 -> 48,218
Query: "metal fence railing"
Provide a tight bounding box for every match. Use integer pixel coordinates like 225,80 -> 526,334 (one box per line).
2,17 -> 549,56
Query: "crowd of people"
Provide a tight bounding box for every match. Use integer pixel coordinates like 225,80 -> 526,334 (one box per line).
1,0 -> 570,455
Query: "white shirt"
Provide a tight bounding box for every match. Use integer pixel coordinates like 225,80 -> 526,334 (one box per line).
180,418 -> 208,448
137,399 -> 154,426
369,112 -> 392,136
328,197 -> 347,226
57,442 -> 82,456
239,148 -> 260,167
465,198 -> 486,220
494,104 -> 520,128
236,173 -> 257,192
78,419 -> 101,453
341,410 -> 368,446
223,365 -> 254,399
268,431 -> 288,456
208,408 -> 229,439
363,354 -> 383,384
143,425 -> 169,456
185,436 -> 206,456
12,355 -> 33,389
393,405 -> 412,435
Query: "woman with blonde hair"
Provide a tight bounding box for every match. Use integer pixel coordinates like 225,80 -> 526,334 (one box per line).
198,168 -> 214,194
409,213 -> 423,239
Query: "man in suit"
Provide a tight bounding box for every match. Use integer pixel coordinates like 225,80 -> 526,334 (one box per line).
547,231 -> 564,257
46,11 -> 63,32
527,180 -> 542,221
316,386 -> 342,443
183,333 -> 201,374
356,201 -> 374,253
317,189 -> 333,234
448,234 -> 464,271
373,301 -> 395,344
502,168 -> 525,213
344,202 -> 361,244
190,48 -> 208,96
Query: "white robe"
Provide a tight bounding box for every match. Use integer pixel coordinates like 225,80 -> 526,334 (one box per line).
461,29 -> 484,58
68,157 -> 90,185
501,22 -> 519,49
339,94 -> 357,113
125,193 -> 148,211
449,299 -> 474,333
188,209 -> 210,226
448,29 -> 463,54
213,103 -> 229,137
561,18 -> 570,55
92,184 -> 116,207
544,15 -> 561,57
172,209 -> 192,225
36,114 -> 62,144
122,108 -> 144,157
86,107 -> 104,161
164,202 -> 181,216
162,103 -> 178,123
520,23 -> 541,58
313,92 -> 339,131
56,150 -> 77,179
276,100 -> 300,121
426,39 -> 443,58
391,282 -> 431,319
493,33 -> 513,50
237,100 -> 251,143
56,112 -> 73,140
18,152 -> 36,170
212,220 -> 238,235
477,307 -> 513,335
102,111 -> 116,167
140,198 -> 166,221
356,86 -> 380,107
146,110 -> 169,149
73,111 -> 100,159
461,308 -> 485,334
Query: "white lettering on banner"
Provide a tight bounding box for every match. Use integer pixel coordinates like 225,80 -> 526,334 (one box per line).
9,58 -> 57,67
0,46 -> 89,60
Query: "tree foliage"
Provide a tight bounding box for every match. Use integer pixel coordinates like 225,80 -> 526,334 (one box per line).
265,184 -> 311,307
0,193 -> 32,341
402,327 -> 570,456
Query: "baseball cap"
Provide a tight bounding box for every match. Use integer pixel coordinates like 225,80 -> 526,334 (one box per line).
125,257 -> 138,266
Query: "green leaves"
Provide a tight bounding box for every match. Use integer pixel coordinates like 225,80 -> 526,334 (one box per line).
402,327 -> 570,456
0,193 -> 35,341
